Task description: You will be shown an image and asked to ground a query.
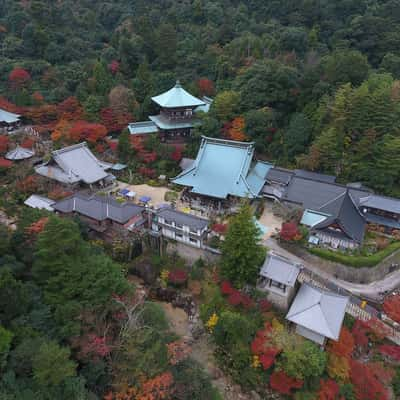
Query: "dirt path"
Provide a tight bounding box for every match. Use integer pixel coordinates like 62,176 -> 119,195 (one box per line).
158,301 -> 260,400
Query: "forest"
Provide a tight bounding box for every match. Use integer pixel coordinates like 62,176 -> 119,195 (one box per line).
0,0 -> 400,194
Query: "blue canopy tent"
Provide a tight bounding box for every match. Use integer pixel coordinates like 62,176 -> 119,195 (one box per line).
139,195 -> 151,204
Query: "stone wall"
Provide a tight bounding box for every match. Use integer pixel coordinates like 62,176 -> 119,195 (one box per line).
283,243 -> 400,284
166,241 -> 221,265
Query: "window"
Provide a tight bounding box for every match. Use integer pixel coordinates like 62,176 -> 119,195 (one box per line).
176,233 -> 183,239
269,280 -> 286,292
189,238 -> 198,244
176,223 -> 183,230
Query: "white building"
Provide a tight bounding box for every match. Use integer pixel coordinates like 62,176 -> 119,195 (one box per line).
152,208 -> 209,248
258,252 -> 301,311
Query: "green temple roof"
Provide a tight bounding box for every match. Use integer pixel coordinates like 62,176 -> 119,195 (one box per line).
173,136 -> 272,199
149,115 -> 200,130
152,81 -> 206,109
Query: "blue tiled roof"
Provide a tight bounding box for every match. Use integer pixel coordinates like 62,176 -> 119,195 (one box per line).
128,121 -> 159,135
173,136 -> 271,199
152,81 -> 205,108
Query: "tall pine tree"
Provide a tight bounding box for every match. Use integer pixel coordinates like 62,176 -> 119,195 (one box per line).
220,202 -> 266,287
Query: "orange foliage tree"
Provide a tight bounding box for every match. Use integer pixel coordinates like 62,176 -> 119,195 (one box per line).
9,67 -> 31,88
224,117 -> 247,141
137,372 -> 175,400
197,78 -> 215,96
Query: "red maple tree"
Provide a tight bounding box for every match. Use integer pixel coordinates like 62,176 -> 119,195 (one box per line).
350,360 -> 389,400
280,221 -> 301,241
269,371 -> 303,395
383,294 -> 400,323
318,379 -> 341,400
0,135 -> 9,153
0,157 -> 12,168
327,327 -> 354,358
138,372 -> 175,400
9,67 -> 31,88
378,344 -> 400,361
197,78 -> 215,97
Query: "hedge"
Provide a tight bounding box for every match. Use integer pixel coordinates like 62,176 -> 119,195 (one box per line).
308,242 -> 400,268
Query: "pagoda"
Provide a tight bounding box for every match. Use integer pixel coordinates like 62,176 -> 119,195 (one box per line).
128,81 -> 212,142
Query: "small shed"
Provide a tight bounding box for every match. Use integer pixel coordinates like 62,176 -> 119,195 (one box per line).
258,252 -> 301,310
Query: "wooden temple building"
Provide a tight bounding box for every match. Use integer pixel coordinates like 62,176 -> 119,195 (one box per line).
128,81 -> 212,142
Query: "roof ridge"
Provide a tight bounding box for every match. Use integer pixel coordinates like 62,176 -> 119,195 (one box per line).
53,141 -> 87,155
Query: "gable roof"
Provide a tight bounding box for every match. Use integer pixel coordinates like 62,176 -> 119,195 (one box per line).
260,252 -> 300,287
53,193 -> 145,224
156,207 -> 209,231
0,108 -> 20,124
314,191 -> 366,243
5,146 -> 35,160
173,136 -> 272,199
152,81 -> 205,108
35,142 -> 111,184
286,283 -> 349,340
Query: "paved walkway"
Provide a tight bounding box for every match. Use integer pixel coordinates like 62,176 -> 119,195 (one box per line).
264,238 -> 400,301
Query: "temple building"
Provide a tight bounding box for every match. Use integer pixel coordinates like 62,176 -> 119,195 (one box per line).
173,136 -> 272,214
35,142 -> 115,189
128,81 -> 212,142
0,108 -> 21,133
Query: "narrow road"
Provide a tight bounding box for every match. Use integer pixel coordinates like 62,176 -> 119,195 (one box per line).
264,238 -> 400,301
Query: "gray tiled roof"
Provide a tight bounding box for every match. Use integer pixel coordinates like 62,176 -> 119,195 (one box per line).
266,167 -> 293,185
282,176 -> 370,210
359,194 -> 400,215
35,142 -> 111,184
24,195 -> 55,211
157,207 -> 209,230
314,191 -> 366,243
294,169 -> 336,183
53,193 -> 145,224
260,252 -> 300,287
286,283 -> 349,340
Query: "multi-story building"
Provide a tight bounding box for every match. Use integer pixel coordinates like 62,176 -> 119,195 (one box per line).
152,207 -> 209,248
128,81 -> 212,142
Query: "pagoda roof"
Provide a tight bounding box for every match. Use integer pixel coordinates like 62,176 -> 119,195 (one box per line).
152,81 -> 205,108
149,114 -> 199,130
5,146 -> 35,160
173,136 -> 272,199
128,121 -> 159,135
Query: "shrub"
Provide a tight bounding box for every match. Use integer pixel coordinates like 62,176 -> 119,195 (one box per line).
168,269 -> 188,286
309,241 -> 400,267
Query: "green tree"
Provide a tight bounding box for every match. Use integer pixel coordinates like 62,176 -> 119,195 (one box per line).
32,341 -> 77,387
0,325 -> 13,369
220,202 -> 266,286
212,90 -> 240,122
278,340 -> 327,381
284,113 -> 312,160
118,129 -> 135,163
322,49 -> 370,87
33,217 -> 128,337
